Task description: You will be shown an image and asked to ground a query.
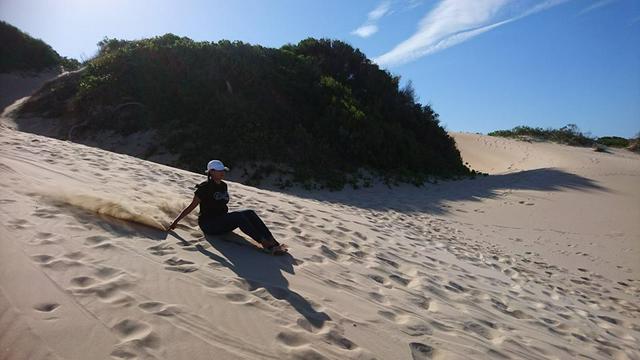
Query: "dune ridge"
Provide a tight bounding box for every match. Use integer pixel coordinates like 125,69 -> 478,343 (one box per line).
1,126 -> 639,359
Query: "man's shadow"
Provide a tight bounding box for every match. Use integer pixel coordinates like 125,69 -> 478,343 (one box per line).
170,230 -> 330,329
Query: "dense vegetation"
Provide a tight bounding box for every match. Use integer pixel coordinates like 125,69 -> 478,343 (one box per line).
17,34 -> 473,189
488,124 -> 595,146
0,21 -> 80,73
489,125 -> 640,153
595,136 -> 629,148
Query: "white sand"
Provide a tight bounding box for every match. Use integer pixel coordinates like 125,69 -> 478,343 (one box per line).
1,122 -> 639,358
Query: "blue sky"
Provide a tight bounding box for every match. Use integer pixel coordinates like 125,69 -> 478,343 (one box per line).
1,0 -> 639,137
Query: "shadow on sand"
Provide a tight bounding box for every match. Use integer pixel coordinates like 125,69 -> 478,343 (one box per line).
53,197 -> 330,328
265,168 -> 608,215
170,230 -> 331,329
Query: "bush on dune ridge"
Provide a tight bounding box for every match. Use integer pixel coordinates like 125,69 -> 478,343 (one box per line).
596,136 -> 629,148
488,124 -> 595,146
17,34 -> 473,189
489,125 -> 639,153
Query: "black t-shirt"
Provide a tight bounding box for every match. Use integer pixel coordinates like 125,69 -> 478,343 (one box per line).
194,180 -> 229,219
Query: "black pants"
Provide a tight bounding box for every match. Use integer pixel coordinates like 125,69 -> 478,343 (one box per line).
199,210 -> 278,246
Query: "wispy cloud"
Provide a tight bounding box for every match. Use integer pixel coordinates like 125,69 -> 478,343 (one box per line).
352,1 -> 391,38
578,0 -> 617,16
406,0 -> 425,10
374,0 -> 571,67
352,25 -> 379,38
369,1 -> 392,20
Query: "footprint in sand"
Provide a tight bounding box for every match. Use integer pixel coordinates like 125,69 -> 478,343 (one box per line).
92,242 -> 116,250
349,250 -> 367,261
305,254 -> 327,264
84,235 -> 109,246
368,274 -> 388,285
164,257 -> 195,266
63,251 -> 86,260
444,281 -> 466,293
377,310 -> 399,322
276,330 -> 309,348
463,321 -> 496,340
70,276 -> 96,288
320,245 -> 338,260
164,266 -> 198,273
29,232 -> 60,245
33,255 -> 84,271
34,303 -> 59,312
148,243 -> 176,256
94,266 -> 120,279
409,296 -> 432,311
401,317 -> 434,337
224,292 -> 250,303
375,255 -> 400,269
138,301 -> 182,317
138,301 -> 164,312
31,254 -> 54,263
389,274 -> 410,286
35,232 -> 54,239
177,238 -> 204,252
67,267 -> 136,308
323,329 -> 357,350
429,319 -> 454,332
596,315 -> 620,325
353,231 -> 368,241
7,218 -> 31,230
110,319 -> 161,357
33,207 -> 62,219
324,279 -> 357,292
161,252 -> 196,270
409,342 -> 434,359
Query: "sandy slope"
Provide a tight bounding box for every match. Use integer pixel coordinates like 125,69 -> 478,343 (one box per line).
450,133 -> 640,281
0,70 -> 60,114
0,124 -> 639,359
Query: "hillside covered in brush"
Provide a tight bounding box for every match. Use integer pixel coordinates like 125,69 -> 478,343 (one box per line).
15,34 -> 472,189
0,21 -> 79,73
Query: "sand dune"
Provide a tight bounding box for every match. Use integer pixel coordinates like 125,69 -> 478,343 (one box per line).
1,124 -> 639,359
0,70 -> 60,115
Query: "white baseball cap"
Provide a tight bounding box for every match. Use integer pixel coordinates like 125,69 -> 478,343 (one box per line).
206,159 -> 229,172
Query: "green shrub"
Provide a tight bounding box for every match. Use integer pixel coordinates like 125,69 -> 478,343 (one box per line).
17,35 -> 472,189
596,136 -> 629,148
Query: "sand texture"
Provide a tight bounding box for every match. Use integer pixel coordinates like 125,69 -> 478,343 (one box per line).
0,125 -> 639,359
